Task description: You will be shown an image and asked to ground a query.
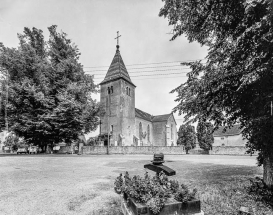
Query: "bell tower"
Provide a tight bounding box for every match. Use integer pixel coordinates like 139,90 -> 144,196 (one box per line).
99,39 -> 136,146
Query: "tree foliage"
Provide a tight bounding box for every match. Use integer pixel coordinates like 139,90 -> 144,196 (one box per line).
0,26 -> 101,148
159,0 -> 273,187
177,124 -> 196,153
197,120 -> 214,151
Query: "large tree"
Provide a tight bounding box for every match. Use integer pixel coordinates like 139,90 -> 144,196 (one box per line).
196,120 -> 214,151
159,0 -> 273,188
177,124 -> 196,154
0,26 -> 101,149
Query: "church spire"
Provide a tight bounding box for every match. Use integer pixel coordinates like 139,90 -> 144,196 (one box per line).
100,32 -> 135,87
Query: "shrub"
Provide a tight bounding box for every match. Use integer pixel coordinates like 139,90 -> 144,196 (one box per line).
114,171 -> 197,214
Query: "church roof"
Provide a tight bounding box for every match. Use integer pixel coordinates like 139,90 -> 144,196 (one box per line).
135,108 -> 153,121
135,108 -> 173,123
152,114 -> 172,122
213,124 -> 242,136
100,45 -> 135,87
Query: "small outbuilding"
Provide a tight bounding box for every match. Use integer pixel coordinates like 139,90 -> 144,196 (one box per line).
213,124 -> 247,147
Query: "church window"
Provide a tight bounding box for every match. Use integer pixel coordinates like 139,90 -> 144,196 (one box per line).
126,87 -> 128,95
111,125 -> 113,133
129,88 -> 131,96
107,87 -> 110,94
139,122 -> 142,141
147,125 -> 150,142
111,86 -> 113,94
171,124 -> 173,139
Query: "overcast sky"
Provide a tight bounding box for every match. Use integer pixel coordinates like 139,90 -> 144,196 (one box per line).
0,0 -> 208,136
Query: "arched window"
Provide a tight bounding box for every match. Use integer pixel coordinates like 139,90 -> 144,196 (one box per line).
139,122 -> 142,141
171,124 -> 173,140
111,86 -> 113,94
147,125 -> 150,142
107,87 -> 110,94
126,87 -> 128,95
129,88 -> 131,96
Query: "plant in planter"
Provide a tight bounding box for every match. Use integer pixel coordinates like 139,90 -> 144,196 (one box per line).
114,171 -> 198,215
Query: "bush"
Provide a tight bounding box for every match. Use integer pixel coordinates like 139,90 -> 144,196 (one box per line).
114,171 -> 197,214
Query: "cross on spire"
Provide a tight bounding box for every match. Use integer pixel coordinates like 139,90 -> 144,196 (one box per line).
114,31 -> 121,47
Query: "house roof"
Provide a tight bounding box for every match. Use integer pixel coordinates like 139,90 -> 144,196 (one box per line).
100,45 -> 135,87
213,124 -> 242,136
135,108 -> 173,123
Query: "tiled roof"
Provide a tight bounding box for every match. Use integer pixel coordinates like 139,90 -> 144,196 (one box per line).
135,108 -> 153,122
135,108 -> 172,123
100,46 -> 135,87
213,124 -> 242,136
152,114 -> 171,122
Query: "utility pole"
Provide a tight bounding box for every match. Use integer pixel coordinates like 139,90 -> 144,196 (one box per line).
107,92 -> 110,155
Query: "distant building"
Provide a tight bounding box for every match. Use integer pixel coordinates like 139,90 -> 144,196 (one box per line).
213,124 -> 246,147
99,44 -> 177,146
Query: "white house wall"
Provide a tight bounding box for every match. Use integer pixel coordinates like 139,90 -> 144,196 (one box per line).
214,134 -> 246,147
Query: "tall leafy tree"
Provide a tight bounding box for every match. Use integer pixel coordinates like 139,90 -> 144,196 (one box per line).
0,26 -> 101,149
177,124 -> 196,154
159,0 -> 273,188
197,120 -> 214,151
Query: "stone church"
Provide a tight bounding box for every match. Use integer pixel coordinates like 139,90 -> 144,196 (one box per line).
99,45 -> 177,146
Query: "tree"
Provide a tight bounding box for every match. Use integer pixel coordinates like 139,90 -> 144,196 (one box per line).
197,120 -> 214,151
177,124 -> 196,154
0,26 -> 101,149
159,0 -> 273,188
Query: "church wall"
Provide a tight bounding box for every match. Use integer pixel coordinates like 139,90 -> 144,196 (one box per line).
119,80 -> 135,146
152,121 -> 167,146
100,79 -> 136,146
135,117 -> 153,146
166,115 -> 177,146
100,80 -> 122,145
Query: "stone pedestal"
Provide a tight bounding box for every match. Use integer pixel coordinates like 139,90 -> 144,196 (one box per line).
121,197 -> 204,215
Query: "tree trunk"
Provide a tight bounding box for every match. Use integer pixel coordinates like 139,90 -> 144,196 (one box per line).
263,154 -> 273,189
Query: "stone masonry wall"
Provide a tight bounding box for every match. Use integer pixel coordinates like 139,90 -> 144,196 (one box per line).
82,146 -> 186,155
56,145 -> 256,156
209,146 -> 257,155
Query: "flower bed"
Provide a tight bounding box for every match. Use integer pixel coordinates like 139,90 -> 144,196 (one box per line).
114,171 -> 202,215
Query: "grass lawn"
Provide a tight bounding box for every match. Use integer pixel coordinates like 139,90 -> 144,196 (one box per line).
0,154 -> 272,215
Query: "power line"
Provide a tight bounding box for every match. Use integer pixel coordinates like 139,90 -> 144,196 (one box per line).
85,64 -> 189,72
85,68 -> 191,76
92,72 -> 188,79
83,59 -> 205,68
92,74 -> 188,81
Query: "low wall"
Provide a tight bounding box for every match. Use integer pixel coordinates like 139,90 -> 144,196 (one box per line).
56,145 -> 256,156
209,146 -> 251,155
82,146 -> 186,155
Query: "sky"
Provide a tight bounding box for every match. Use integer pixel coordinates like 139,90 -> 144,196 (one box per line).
0,0 -> 208,137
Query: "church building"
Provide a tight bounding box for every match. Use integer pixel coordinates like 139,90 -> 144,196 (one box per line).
99,44 -> 177,146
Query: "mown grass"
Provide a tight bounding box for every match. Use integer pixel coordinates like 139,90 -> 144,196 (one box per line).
68,193 -> 98,211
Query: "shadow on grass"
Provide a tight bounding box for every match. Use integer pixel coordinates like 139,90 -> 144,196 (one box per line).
87,195 -> 122,215
68,193 -> 98,211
